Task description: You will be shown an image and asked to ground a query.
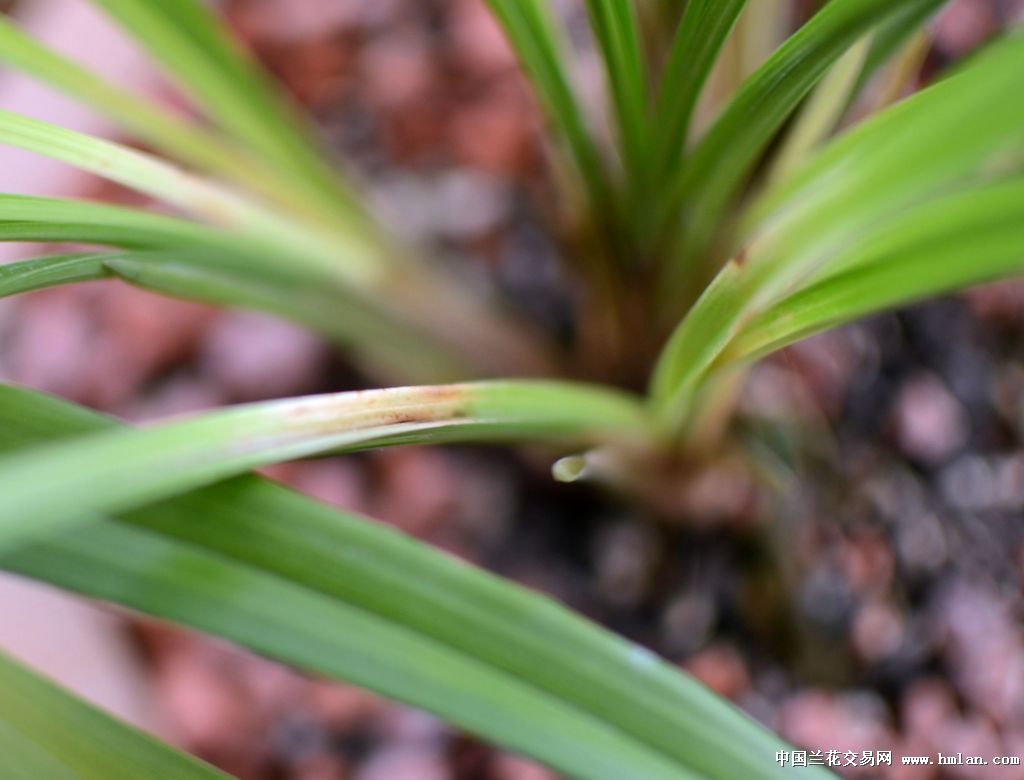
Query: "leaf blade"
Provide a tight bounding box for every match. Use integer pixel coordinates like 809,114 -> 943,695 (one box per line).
728,178 -> 1024,362
0,651 -> 228,779
485,0 -> 612,207
0,195 -> 255,257
0,111 -> 382,285
658,0 -> 929,294
86,0 -> 358,216
0,252 -> 116,297
584,0 -> 650,186
5,524 -> 694,780
739,31 -> 1024,310
0,381 -> 649,551
651,31 -> 1024,426
764,36 -> 871,188
0,384 -> 811,780
652,0 -> 748,171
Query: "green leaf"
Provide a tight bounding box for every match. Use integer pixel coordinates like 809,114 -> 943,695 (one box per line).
106,251 -> 554,384
485,0 -> 611,206
86,0 -> 358,217
0,14 -> 362,229
0,115 -> 554,380
0,381 -> 649,552
0,195 -> 551,380
652,0 -> 748,171
6,525 -> 691,780
764,36 -> 871,188
0,11 -> 542,375
0,651 -> 227,779
584,0 -> 650,185
651,30 -> 1024,426
658,0 -> 929,292
0,111 -> 382,285
739,30 -> 1024,310
109,249 -> 555,380
104,257 -> 475,381
0,250 -> 470,381
0,385 -> 815,780
858,0 -> 947,88
649,259 -> 745,425
0,196 -> 356,294
0,252 -> 116,297
0,18 -> 244,187
727,178 -> 1024,362
0,195 -> 257,259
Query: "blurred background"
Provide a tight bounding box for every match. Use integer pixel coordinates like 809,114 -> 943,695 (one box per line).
3,0 -> 1024,777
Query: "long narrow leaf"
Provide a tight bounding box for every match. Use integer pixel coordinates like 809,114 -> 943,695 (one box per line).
0,385 -> 814,780
86,0 -> 359,217
6,524 -> 693,780
0,251 -> 116,296
0,196 -> 552,380
764,36 -> 871,187
17,0 -> 492,354
0,17 -> 252,190
857,0 -> 947,89
739,31 -> 1024,310
110,255 -> 554,384
0,116 -> 555,378
104,257 -> 473,381
485,0 -> 611,206
0,251 -> 471,381
0,111 -> 381,285
0,7 -> 512,362
0,651 -> 227,779
651,31 -> 1024,423
584,0 -> 649,185
0,15 -> 364,231
650,259 -> 744,424
0,381 -> 649,551
652,0 -> 748,173
0,197 -> 353,292
658,0 -> 927,292
726,179 -> 1024,362
0,195 -> 259,259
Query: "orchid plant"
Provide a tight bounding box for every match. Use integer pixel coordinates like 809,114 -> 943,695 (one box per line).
0,1 -> 1021,778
